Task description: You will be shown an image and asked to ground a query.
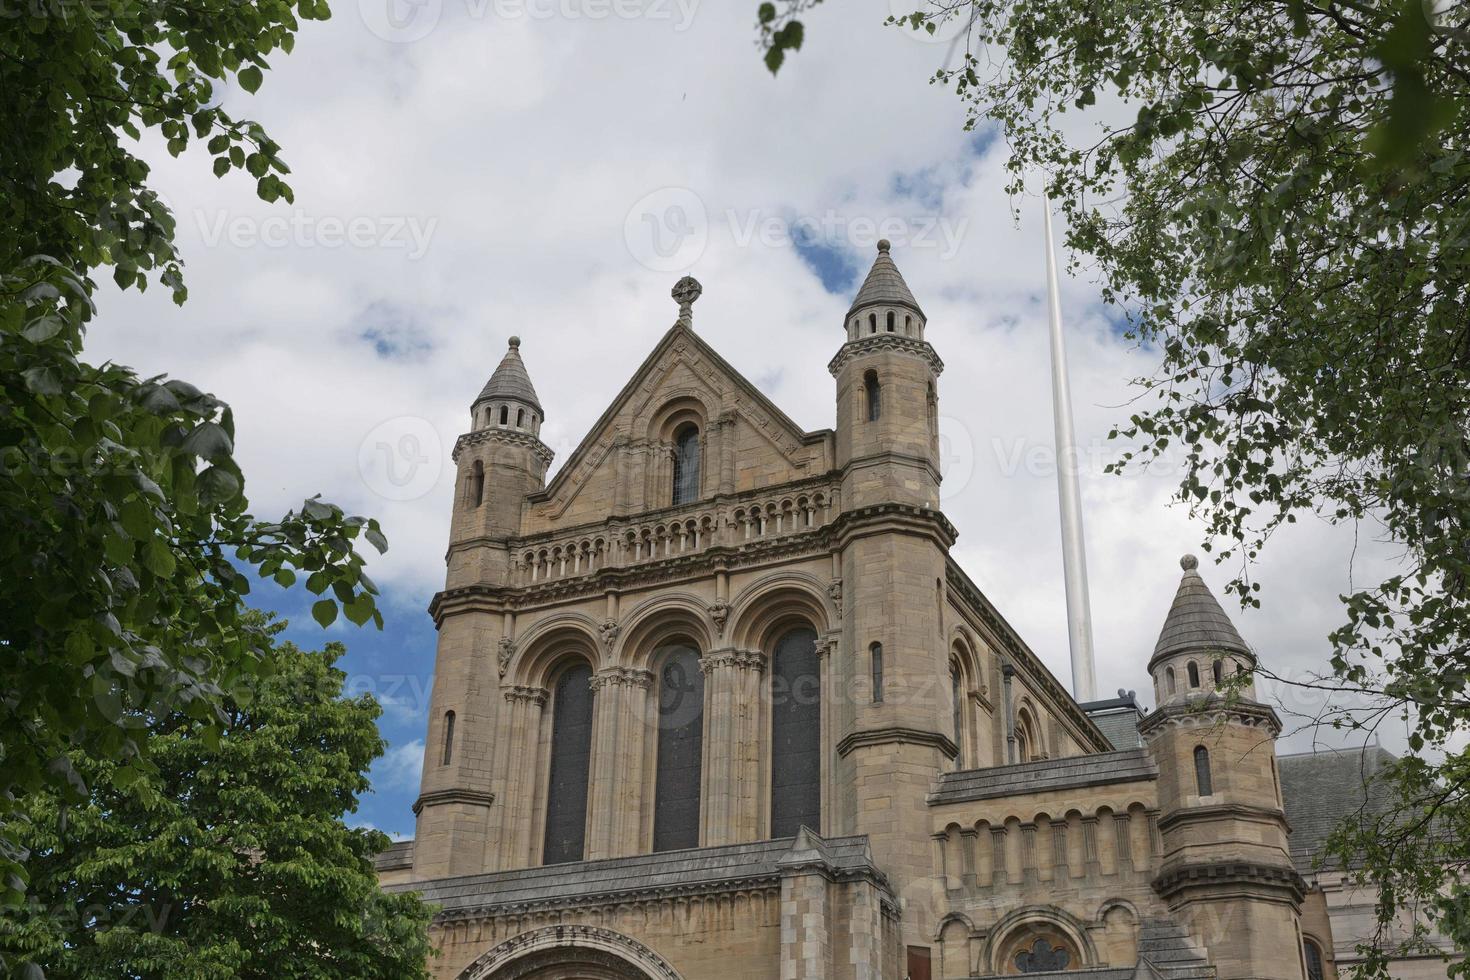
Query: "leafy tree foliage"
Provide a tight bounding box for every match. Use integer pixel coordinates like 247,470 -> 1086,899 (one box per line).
758,0 -> 1470,969
0,0 -> 400,959
0,622 -> 434,980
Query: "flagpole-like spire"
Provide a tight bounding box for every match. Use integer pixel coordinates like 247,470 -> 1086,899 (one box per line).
1043,194 -> 1098,702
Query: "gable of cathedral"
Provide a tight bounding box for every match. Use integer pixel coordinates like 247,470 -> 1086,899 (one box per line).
521,321 -> 832,535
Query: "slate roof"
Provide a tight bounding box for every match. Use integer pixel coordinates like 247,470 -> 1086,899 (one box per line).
930,749 -> 1157,806
1151,555 -> 1251,666
476,336 -> 542,411
847,239 -> 925,317
385,833 -> 880,913
1082,694 -> 1146,751
1279,745 -> 1398,874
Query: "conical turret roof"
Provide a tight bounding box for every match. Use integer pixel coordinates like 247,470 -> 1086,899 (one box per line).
476,336 -> 542,412
1151,555 -> 1252,666
847,239 -> 924,318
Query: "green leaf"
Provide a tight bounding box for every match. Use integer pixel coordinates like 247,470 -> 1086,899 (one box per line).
311,599 -> 338,628
237,65 -> 263,93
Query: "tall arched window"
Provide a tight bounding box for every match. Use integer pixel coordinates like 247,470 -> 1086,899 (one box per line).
1303,939 -> 1326,980
1187,661 -> 1201,688
672,423 -> 701,505
517,407 -> 525,427
870,643 -> 884,703
1194,745 -> 1214,796
864,370 -> 882,422
467,460 -> 485,507
771,626 -> 820,838
499,405 -> 509,425
951,665 -> 964,767
886,311 -> 895,332
441,710 -> 455,766
543,663 -> 595,865
868,313 -> 877,334
1213,659 -> 1224,685
653,644 -> 704,852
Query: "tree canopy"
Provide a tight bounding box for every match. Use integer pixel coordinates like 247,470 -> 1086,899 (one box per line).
0,0 -> 400,963
758,0 -> 1470,970
0,622 -> 434,980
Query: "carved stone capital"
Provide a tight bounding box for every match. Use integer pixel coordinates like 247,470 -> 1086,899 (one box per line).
504,685 -> 549,706
699,648 -> 766,675
591,666 -> 655,692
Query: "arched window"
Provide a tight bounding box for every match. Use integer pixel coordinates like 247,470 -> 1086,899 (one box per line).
1166,666 -> 1176,694
864,370 -> 881,422
543,663 -> 595,864
905,315 -> 912,334
1303,939 -> 1326,980
870,643 -> 883,703
441,710 -> 455,766
517,408 -> 525,427
468,460 -> 485,507
1213,660 -> 1224,684
771,626 -> 820,838
951,665 -> 964,767
653,644 -> 704,851
499,405 -> 509,425
868,313 -> 877,334
886,311 -> 895,332
1187,661 -> 1201,688
672,423 -> 701,505
1194,745 -> 1214,796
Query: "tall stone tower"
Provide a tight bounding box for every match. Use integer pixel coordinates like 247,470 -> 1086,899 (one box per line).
413,337 -> 553,879
1140,555 -> 1306,980
829,241 -> 955,956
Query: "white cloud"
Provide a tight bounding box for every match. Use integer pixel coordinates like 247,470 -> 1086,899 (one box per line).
80,1 -> 1405,761
371,739 -> 426,794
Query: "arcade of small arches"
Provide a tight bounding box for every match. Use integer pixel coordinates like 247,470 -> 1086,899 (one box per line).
935,903 -> 1136,976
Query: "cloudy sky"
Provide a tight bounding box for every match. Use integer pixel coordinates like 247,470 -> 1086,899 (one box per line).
86,0 -> 1404,839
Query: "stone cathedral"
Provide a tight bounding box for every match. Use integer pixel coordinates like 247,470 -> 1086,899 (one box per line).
377,244 -> 1454,979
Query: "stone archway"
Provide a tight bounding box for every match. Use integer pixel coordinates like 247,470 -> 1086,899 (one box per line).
456,925 -> 685,980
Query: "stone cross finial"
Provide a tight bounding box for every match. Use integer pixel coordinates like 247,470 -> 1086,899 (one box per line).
672,276 -> 702,325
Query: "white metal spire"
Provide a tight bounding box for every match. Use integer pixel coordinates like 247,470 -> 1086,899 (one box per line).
1043,195 -> 1098,703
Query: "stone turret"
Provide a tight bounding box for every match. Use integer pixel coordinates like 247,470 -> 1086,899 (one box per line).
831,240 -> 943,510
1140,556 -> 1304,980
414,337 -> 553,879
448,337 -> 554,590
830,242 -> 955,961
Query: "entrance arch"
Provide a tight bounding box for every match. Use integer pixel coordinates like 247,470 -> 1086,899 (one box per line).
456,925 -> 685,980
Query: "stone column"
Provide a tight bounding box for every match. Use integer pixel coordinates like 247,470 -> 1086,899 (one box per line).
959,828 -> 979,891
499,686 -> 547,868
991,827 -> 1008,887
585,667 -> 654,859
700,649 -> 767,845
1082,816 -> 1102,878
1113,813 -> 1133,875
1051,821 -> 1069,881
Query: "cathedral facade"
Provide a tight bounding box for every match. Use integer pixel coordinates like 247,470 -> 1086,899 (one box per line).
377,244 -> 1448,979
